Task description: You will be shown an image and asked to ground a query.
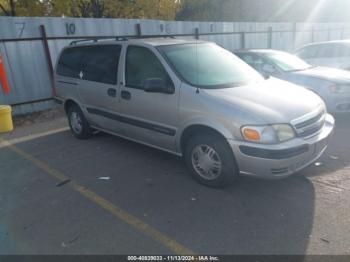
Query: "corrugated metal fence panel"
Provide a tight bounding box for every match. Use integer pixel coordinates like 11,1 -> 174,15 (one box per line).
295,22 -> 350,49
3,41 -> 52,102
271,23 -> 295,51
0,42 -> 53,115
1,17 -> 350,115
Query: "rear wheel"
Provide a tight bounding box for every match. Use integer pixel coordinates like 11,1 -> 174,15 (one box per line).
67,104 -> 92,139
184,133 -> 239,188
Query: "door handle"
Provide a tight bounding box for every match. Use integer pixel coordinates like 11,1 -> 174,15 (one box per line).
107,88 -> 117,97
121,90 -> 131,100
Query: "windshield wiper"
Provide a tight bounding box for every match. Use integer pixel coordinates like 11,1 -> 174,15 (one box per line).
286,66 -> 315,72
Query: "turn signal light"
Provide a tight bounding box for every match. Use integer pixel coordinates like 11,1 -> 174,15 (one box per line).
243,128 -> 261,141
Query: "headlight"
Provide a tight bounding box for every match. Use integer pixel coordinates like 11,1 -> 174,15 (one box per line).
241,124 -> 295,144
329,84 -> 350,93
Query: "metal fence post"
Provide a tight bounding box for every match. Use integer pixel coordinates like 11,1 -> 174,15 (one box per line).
136,23 -> 142,38
268,26 -> 273,49
293,23 -> 297,50
240,32 -> 245,49
195,28 -> 199,40
39,25 -> 56,97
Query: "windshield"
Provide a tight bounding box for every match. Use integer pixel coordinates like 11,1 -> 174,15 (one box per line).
264,52 -> 312,72
158,43 -> 263,88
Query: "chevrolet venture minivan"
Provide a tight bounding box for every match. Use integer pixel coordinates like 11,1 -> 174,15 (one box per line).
55,38 -> 335,187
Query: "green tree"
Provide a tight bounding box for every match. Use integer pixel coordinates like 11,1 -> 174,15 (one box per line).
176,0 -> 219,21
15,0 -> 46,16
0,0 -> 15,16
0,0 -> 180,19
131,0 -> 179,20
44,0 -> 74,17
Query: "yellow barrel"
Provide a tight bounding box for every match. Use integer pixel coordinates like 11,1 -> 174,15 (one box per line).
0,105 -> 14,133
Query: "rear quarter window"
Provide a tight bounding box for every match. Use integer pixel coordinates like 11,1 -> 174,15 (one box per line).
312,43 -> 350,58
56,47 -> 84,78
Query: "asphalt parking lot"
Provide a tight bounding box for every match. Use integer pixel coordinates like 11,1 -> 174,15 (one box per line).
0,109 -> 350,255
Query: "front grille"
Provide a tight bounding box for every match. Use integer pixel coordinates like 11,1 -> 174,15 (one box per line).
292,108 -> 326,138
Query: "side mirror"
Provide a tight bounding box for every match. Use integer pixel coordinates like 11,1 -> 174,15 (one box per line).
143,78 -> 175,94
261,63 -> 278,79
262,63 -> 277,75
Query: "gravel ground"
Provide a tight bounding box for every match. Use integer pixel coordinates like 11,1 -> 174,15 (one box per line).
12,106 -> 65,127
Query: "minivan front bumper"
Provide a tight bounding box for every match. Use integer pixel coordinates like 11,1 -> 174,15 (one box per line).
228,114 -> 335,179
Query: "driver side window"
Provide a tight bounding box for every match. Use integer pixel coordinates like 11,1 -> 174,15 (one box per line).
126,46 -> 171,89
239,54 -> 265,73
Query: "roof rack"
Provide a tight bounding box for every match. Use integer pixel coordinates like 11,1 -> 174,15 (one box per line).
69,36 -> 130,46
69,35 -> 180,46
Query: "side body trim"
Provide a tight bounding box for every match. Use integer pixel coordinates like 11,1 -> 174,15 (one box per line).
87,107 -> 176,136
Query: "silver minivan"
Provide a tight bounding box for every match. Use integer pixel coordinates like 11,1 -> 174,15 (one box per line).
55,38 -> 335,187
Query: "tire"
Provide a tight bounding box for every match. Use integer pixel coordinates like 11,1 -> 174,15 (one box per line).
184,133 -> 239,188
67,104 -> 92,139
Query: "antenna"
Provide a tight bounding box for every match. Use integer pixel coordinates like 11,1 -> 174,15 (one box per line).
195,28 -> 199,92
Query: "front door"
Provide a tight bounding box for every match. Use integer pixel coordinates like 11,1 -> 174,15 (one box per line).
118,45 -> 180,152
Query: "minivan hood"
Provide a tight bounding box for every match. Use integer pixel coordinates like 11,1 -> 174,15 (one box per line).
203,78 -> 324,124
289,66 -> 350,84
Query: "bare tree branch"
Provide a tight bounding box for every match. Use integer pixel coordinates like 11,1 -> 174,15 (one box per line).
0,3 -> 10,16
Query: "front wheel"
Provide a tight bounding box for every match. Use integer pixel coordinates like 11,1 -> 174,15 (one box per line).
67,104 -> 92,139
184,133 -> 239,188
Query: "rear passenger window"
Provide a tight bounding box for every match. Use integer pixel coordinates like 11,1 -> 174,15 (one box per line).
81,45 -> 121,85
296,46 -> 318,59
57,47 -> 84,78
317,44 -> 337,58
126,46 -> 170,89
57,45 -> 121,85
